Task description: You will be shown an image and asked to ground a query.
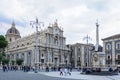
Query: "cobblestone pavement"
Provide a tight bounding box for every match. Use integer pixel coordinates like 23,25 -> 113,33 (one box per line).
0,70 -> 80,80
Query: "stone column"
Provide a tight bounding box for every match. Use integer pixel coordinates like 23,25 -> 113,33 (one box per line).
45,52 -> 48,64
103,41 -> 106,67
50,51 -> 52,64
112,41 -> 115,66
24,52 -> 27,66
63,52 -> 65,64
81,46 -> 85,67
58,55 -> 59,66
9,54 -> 12,65
47,48 -> 49,65
31,49 -> 35,66
61,52 -> 63,63
75,46 -> 77,68
39,49 -> 41,64
14,54 -> 16,61
67,52 -> 70,65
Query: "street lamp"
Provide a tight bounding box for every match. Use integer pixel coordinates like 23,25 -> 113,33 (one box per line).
30,18 -> 44,73
83,35 -> 92,67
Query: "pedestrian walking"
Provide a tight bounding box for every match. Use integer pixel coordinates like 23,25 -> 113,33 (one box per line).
60,68 -> 63,76
67,69 -> 71,75
64,68 -> 67,76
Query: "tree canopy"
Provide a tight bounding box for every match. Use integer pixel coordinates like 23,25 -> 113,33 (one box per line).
16,59 -> 23,65
0,35 -> 8,51
0,52 -> 2,62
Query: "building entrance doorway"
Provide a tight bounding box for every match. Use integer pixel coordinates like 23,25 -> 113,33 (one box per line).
54,57 -> 58,66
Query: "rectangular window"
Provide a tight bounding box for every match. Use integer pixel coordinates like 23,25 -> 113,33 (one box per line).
118,62 -> 120,64
117,44 -> 119,49
79,57 -> 80,61
118,55 -> 120,59
118,44 -> 120,49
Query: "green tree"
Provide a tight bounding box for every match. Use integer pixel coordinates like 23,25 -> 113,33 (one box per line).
2,58 -> 9,65
0,35 -> 8,65
0,35 -> 8,52
0,52 -> 2,62
16,59 -> 23,65
0,52 -> 3,65
11,60 -> 16,65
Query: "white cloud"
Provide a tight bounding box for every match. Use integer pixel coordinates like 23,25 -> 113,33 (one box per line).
0,0 -> 120,46
61,5 -> 89,18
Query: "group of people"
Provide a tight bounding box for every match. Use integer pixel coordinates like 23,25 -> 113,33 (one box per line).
1,65 -> 33,72
2,65 -> 19,72
60,67 -> 71,76
1,64 -> 74,76
44,66 -> 72,76
45,66 -> 72,72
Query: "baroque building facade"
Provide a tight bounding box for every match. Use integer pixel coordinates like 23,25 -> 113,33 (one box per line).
102,34 -> 120,67
5,21 -> 70,67
67,43 -> 94,68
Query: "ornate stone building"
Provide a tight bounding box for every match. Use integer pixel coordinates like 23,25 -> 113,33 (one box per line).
67,43 -> 94,68
102,34 -> 120,67
5,21 -> 69,67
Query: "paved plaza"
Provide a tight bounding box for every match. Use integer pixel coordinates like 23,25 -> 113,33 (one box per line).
0,70 -> 120,80
0,70 -> 79,80
39,71 -> 120,80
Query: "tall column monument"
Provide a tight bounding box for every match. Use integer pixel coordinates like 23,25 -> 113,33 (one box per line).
93,20 -> 105,68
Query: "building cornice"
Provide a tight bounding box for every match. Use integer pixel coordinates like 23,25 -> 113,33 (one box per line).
102,34 -> 120,41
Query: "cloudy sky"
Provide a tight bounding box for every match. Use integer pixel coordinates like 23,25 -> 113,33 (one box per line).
0,0 -> 120,45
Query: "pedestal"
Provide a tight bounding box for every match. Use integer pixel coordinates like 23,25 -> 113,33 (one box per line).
93,52 -> 105,68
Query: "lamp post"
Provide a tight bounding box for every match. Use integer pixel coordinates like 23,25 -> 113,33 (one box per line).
83,35 -> 92,67
30,18 -> 44,73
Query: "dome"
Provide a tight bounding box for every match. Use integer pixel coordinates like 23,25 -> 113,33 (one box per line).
6,21 -> 21,42
7,27 -> 20,35
6,21 -> 20,36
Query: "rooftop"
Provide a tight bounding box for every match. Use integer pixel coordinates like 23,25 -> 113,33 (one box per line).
102,34 -> 120,41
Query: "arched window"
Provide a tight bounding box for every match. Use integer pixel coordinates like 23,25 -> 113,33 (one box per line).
15,29 -> 17,34
106,43 -> 111,50
21,44 -> 25,46
54,35 -> 58,45
108,55 -> 110,59
116,42 -> 120,49
78,47 -> 80,51
42,54 -> 44,57
17,45 -> 19,47
78,57 -> 80,61
9,38 -> 12,42
10,29 -> 12,33
27,43 -> 29,45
